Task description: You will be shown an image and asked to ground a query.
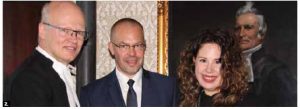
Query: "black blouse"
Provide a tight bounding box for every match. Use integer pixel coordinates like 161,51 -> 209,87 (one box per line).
197,91 -> 259,107
197,91 -> 214,107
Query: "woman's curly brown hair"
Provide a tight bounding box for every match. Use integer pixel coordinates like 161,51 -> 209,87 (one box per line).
177,29 -> 249,106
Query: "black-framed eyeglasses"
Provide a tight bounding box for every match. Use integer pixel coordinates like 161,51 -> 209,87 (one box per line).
111,41 -> 146,51
42,22 -> 89,41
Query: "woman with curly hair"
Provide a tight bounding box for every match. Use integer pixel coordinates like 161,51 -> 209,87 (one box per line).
177,29 -> 256,106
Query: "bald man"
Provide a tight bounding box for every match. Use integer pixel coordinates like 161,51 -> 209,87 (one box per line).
10,1 -> 87,106
80,18 -> 176,107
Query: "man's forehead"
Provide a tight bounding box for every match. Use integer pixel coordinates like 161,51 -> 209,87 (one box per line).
48,1 -> 80,10
46,3 -> 85,27
113,35 -> 144,42
237,13 -> 258,22
48,2 -> 84,18
236,18 -> 259,28
113,25 -> 143,38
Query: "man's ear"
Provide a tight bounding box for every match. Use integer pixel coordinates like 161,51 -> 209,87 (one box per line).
38,23 -> 45,39
108,42 -> 115,58
257,33 -> 265,42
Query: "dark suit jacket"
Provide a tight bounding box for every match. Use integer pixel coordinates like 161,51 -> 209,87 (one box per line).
250,48 -> 297,106
80,69 -> 177,107
10,50 -> 69,106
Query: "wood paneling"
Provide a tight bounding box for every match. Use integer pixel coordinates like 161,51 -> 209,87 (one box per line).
3,2 -> 48,76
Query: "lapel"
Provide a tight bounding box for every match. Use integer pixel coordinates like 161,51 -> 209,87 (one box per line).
33,50 -> 67,91
251,48 -> 266,79
251,47 -> 265,65
108,70 -> 126,106
141,69 -> 158,106
32,50 -> 70,106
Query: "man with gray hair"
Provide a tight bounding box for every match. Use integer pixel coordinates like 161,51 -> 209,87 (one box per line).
10,1 -> 87,106
234,2 -> 296,106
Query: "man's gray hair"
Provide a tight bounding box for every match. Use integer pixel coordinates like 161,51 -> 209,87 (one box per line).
236,2 -> 267,38
41,2 -> 50,22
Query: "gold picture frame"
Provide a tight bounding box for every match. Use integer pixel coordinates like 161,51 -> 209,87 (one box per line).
157,1 -> 168,76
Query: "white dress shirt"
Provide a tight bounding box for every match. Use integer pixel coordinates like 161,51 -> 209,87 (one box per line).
243,44 -> 262,82
116,68 -> 142,107
36,46 -> 80,107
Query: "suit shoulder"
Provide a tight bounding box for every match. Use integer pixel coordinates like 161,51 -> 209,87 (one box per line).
82,73 -> 113,89
254,52 -> 286,68
260,55 -> 290,72
13,52 -> 53,76
146,71 -> 175,83
147,71 -> 170,77
11,55 -> 52,84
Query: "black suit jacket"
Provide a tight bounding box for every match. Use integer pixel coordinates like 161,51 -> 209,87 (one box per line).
250,48 -> 297,106
10,50 -> 69,106
80,69 -> 177,107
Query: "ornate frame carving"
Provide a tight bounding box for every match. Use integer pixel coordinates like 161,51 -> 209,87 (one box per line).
157,1 -> 168,75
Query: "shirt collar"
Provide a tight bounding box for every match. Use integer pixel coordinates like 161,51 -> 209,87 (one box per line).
242,44 -> 262,57
115,67 -> 143,87
36,46 -> 69,75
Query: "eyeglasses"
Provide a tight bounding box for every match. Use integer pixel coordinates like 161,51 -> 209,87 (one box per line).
42,22 -> 89,41
111,41 -> 146,51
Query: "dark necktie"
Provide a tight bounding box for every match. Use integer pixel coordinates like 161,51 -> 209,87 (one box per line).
127,79 -> 137,107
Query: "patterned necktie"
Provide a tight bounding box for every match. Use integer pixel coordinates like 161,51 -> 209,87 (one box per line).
126,79 -> 137,107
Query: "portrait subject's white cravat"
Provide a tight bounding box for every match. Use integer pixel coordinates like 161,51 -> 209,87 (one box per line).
243,44 -> 262,82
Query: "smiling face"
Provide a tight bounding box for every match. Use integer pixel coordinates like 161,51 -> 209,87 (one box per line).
108,22 -> 145,78
235,13 -> 263,51
39,2 -> 85,65
193,43 -> 222,96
